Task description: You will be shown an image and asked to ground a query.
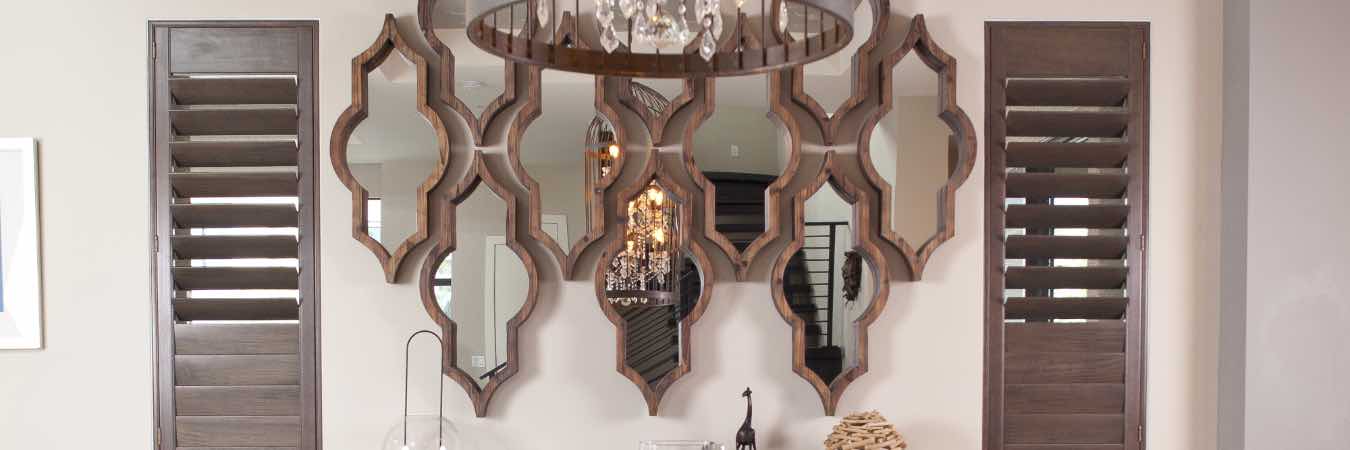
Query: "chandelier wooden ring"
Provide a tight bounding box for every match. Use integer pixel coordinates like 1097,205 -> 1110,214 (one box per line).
464,0 -> 856,78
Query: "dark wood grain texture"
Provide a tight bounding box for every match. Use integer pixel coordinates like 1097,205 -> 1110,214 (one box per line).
789,0 -> 888,145
418,152 -> 540,417
419,0 -> 522,146
591,156 -> 715,416
330,14 -> 452,283
769,152 -> 890,415
176,386 -> 303,416
176,416 -> 300,447
856,15 -> 978,280
175,323 -> 300,355
175,355 -> 302,386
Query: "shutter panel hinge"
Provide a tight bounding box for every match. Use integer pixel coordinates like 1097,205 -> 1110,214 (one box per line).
1138,233 -> 1146,251
153,234 -> 159,253
1138,425 -> 1144,443
151,41 -> 157,60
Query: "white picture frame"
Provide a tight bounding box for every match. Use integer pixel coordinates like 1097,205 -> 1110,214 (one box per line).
0,137 -> 42,349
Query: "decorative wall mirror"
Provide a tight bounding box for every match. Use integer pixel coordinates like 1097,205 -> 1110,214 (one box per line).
332,15 -> 451,283
771,152 -> 888,415
684,42 -> 798,279
419,0 -> 521,145
788,0 -> 884,145
510,63 -> 627,277
419,152 -> 539,417
858,15 -> 976,279
594,158 -> 713,416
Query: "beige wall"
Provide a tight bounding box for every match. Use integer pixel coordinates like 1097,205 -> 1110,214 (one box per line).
1221,1 -> 1350,449
0,1 -> 1222,450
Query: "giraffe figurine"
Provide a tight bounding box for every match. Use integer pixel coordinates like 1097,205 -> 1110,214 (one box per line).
735,388 -> 757,450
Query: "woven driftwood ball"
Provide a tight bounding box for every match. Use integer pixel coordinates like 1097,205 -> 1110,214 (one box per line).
824,411 -> 908,450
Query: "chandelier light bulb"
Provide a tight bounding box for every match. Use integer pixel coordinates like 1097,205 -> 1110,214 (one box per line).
608,144 -> 621,158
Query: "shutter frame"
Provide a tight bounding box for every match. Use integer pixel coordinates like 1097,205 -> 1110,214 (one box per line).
985,22 -> 1148,450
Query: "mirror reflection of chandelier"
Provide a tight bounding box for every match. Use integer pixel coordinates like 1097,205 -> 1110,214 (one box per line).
606,182 -> 678,306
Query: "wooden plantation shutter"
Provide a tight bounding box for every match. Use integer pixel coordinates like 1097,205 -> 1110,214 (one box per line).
984,22 -> 1148,450
150,22 -> 321,450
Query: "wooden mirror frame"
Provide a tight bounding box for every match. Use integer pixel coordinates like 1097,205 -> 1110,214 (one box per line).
593,155 -> 715,416
418,151 -> 540,417
856,14 -> 977,279
788,0 -> 889,145
682,19 -> 801,280
418,0 -> 523,146
770,151 -> 890,416
331,14 -> 452,283
508,15 -> 629,278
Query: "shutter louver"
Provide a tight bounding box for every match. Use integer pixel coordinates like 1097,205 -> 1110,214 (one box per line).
152,23 -> 319,450
986,23 -> 1148,450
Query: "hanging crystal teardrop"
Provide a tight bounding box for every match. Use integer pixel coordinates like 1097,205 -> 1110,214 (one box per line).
595,2 -> 614,28
601,23 -> 622,52
699,30 -> 716,61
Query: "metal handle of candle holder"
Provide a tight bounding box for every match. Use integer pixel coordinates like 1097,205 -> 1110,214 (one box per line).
403,330 -> 446,449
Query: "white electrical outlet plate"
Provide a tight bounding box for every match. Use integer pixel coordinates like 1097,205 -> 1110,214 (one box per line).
730,144 -> 740,157
472,355 -> 486,368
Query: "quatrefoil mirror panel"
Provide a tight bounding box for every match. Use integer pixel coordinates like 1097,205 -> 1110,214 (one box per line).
783,178 -> 878,386
860,16 -> 977,277
348,52 -> 441,252
514,70 -> 620,276
332,15 -> 449,283
427,183 -> 530,388
596,170 -> 713,416
688,73 -> 793,277
866,53 -> 953,250
772,155 -> 889,416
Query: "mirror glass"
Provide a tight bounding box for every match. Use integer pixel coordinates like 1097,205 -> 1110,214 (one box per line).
691,74 -> 787,251
792,0 -> 869,114
780,182 -> 875,384
520,71 -> 606,250
604,182 -> 701,385
432,0 -> 509,118
429,185 -> 528,386
867,53 -> 953,248
349,52 -> 441,250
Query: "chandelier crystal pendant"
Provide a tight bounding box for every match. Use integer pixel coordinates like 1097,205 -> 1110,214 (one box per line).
606,182 -> 678,306
467,0 -> 855,78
